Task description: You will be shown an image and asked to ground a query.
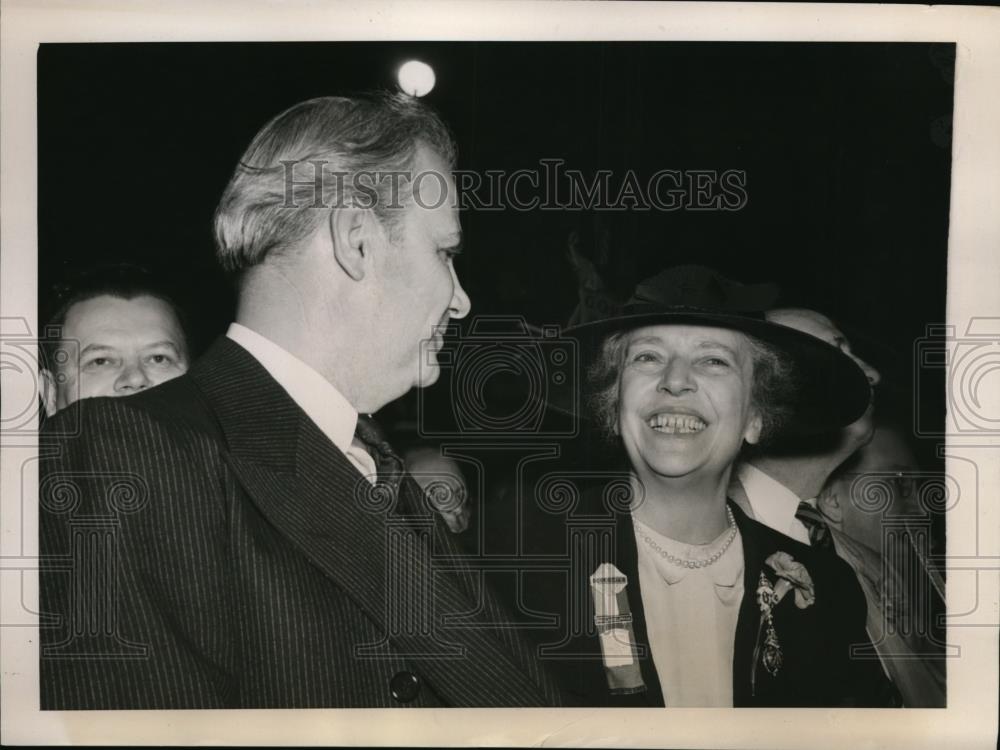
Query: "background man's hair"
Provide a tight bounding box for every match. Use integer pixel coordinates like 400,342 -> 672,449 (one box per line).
213,91 -> 458,273
41,262 -> 190,371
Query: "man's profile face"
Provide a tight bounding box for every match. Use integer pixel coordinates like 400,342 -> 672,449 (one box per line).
767,308 -> 881,445
818,424 -> 920,553
372,145 -> 471,396
767,309 -> 881,386
47,294 -> 189,414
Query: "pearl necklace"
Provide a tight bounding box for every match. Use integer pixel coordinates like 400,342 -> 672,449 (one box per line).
636,506 -> 738,570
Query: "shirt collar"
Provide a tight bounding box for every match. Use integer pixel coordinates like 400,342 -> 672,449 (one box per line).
226,323 -> 358,456
736,463 -> 805,536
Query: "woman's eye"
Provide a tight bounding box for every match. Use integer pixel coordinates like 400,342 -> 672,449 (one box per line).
702,357 -> 730,367
632,351 -> 660,364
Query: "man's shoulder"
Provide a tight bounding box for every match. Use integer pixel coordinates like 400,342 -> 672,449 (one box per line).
42,371 -> 224,452
38,370 -> 243,525
127,372 -> 224,441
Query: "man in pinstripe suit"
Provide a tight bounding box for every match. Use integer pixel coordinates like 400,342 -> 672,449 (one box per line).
39,93 -> 562,708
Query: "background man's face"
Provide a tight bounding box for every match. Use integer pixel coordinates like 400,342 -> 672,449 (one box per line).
49,294 -> 189,413
372,145 -> 471,396
768,308 -> 881,387
404,448 -> 471,534
817,424 -> 921,553
767,308 -> 881,446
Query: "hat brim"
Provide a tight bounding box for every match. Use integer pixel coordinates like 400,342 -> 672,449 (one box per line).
548,310 -> 872,437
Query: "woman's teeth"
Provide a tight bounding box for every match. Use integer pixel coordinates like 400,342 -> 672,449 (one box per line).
647,413 -> 707,433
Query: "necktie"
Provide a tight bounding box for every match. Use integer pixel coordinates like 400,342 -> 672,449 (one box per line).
795,500 -> 834,550
354,414 -> 405,502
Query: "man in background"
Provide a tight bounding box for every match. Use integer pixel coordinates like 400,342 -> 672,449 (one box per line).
732,307 -> 942,706
816,420 -> 947,707
404,445 -> 472,534
40,264 -> 190,416
732,308 -> 882,543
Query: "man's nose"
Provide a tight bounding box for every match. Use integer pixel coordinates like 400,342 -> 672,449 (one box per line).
658,358 -> 696,395
449,267 -> 471,320
115,362 -> 152,393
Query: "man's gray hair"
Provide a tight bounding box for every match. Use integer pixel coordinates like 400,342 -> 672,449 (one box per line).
213,92 -> 457,272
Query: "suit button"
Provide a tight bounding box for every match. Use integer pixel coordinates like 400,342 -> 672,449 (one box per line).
390,671 -> 421,703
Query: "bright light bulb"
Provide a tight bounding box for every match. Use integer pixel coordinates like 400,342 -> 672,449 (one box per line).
397,60 -> 436,98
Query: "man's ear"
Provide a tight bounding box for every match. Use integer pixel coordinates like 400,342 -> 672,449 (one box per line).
744,411 -> 763,446
328,207 -> 371,281
40,368 -> 59,418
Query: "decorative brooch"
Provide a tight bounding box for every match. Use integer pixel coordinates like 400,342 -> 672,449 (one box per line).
755,552 -> 816,677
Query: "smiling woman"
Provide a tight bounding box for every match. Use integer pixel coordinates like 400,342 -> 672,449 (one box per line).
526,264 -> 901,707
589,325 -> 796,446
618,326 -> 765,490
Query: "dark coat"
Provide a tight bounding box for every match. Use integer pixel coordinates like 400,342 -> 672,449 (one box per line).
39,337 -> 562,709
516,489 -> 901,707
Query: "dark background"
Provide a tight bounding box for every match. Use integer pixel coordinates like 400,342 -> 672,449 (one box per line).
37,41 -> 953,461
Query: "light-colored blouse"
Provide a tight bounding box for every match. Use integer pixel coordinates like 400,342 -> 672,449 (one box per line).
632,517 -> 745,707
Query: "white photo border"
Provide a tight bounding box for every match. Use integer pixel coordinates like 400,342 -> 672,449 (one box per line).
2,1 -> 998,747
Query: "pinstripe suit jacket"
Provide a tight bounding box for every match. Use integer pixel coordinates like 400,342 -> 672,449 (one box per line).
39,337 -> 561,709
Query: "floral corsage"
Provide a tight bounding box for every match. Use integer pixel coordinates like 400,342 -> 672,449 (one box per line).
755,552 -> 816,677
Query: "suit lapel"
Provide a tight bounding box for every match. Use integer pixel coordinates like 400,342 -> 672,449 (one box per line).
224,416 -> 397,649
191,338 -> 551,706
192,338 -> 408,653
730,500 -> 772,705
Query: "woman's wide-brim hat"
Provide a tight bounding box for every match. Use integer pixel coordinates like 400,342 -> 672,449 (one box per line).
556,265 -> 872,436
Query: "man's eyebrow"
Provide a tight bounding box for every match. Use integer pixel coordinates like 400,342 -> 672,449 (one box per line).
143,341 -> 181,352
79,344 -> 117,357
